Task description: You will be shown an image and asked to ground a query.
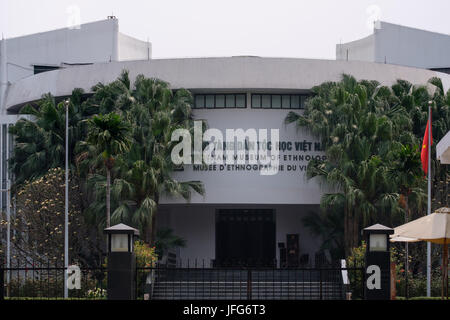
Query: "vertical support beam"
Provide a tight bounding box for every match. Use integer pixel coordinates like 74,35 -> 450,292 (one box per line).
64,100 -> 69,299
246,269 -> 252,300
427,102 -> 432,297
6,123 -> 10,290
0,266 -> 4,300
0,35 -> 8,114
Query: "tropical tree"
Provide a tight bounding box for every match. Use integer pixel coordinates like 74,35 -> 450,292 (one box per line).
155,228 -> 187,258
285,74 -> 412,256
302,205 -> 345,261
9,89 -> 88,185
81,72 -> 205,244
86,112 -> 131,228
388,144 -> 426,223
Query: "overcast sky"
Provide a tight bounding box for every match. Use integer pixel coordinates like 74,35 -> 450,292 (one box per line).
1,0 -> 449,59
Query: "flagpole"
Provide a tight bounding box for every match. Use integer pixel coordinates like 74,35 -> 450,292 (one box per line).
427,101 -> 432,297
64,99 -> 69,299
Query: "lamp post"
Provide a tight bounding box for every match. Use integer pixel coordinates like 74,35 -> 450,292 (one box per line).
0,179 -> 11,294
104,223 -> 139,300
64,99 -> 69,299
363,224 -> 394,300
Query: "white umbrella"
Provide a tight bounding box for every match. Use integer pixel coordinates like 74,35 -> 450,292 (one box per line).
390,236 -> 420,243
390,207 -> 449,299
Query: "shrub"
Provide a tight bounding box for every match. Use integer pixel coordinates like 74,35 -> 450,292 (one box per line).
134,240 -> 158,268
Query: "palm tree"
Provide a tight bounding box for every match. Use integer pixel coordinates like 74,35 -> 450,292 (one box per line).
9,89 -> 88,185
86,112 -> 131,227
116,77 -> 204,244
285,74 -> 409,255
82,73 -> 205,243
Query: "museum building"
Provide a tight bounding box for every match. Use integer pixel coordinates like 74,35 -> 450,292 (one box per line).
1,18 -> 450,267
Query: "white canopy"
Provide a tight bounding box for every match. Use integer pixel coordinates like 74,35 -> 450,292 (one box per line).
437,131 -> 450,164
390,207 -> 450,244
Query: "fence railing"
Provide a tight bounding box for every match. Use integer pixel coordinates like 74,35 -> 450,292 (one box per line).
0,260 -> 107,300
1,260 -> 365,300
136,263 -> 366,300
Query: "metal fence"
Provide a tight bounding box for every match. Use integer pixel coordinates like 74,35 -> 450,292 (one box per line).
1,259 -> 365,300
136,262 -> 366,300
0,259 -> 107,300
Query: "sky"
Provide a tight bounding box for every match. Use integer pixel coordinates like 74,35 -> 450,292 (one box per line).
1,0 -> 450,60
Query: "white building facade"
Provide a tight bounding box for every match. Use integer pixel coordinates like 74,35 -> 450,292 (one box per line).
2,20 -> 450,268
337,21 -> 450,72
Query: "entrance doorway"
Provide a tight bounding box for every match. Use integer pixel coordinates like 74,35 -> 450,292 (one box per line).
215,209 -> 276,267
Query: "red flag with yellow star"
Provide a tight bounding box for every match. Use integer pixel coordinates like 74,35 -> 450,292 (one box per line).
421,113 -> 432,175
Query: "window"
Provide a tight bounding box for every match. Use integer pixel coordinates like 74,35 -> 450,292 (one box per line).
235,94 -> 246,108
194,94 -> 247,109
261,95 -> 271,108
252,95 -> 261,108
251,94 -> 309,109
195,95 -> 205,109
33,65 -> 60,75
225,95 -> 234,108
205,95 -> 215,109
216,95 -> 225,108
272,95 -> 281,109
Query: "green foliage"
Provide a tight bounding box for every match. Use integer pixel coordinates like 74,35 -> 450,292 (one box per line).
86,112 -> 131,164
134,240 -> 158,267
346,241 -> 366,299
9,89 -> 90,185
302,207 -> 344,260
7,272 -> 106,299
1,167 -> 103,268
286,74 -> 449,257
155,228 -> 187,258
8,70 -> 205,246
396,296 -> 445,300
80,72 -> 205,242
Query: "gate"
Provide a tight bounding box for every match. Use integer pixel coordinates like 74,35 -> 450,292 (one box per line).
136,262 -> 365,300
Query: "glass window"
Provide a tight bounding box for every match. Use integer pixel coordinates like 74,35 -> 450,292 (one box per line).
282,95 -> 291,109
272,95 -> 281,109
205,95 -> 215,109
236,94 -> 246,108
252,95 -> 261,108
300,95 -> 307,109
111,234 -> 129,252
261,95 -> 271,108
215,95 -> 225,108
226,95 -> 235,108
291,95 -> 300,109
195,95 -> 205,109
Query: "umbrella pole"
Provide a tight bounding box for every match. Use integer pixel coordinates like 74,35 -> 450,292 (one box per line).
445,242 -> 448,300
443,240 -> 448,300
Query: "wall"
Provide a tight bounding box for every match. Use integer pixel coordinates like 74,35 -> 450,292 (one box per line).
336,34 -> 375,62
0,19 -> 119,85
5,57 -> 450,113
118,33 -> 151,61
165,107 -> 327,205
374,22 -> 450,69
0,19 -> 150,114
159,204 -> 322,267
337,21 -> 450,69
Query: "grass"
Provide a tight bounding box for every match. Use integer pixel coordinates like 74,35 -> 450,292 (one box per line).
396,296 -> 448,300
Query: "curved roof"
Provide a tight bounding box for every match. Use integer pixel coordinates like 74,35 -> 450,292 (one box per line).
5,56 -> 450,112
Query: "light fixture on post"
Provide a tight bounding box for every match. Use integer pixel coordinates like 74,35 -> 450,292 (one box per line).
363,224 -> 394,300
104,223 -> 139,300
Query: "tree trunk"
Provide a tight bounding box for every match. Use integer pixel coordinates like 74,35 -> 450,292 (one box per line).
352,212 -> 359,251
404,194 -> 409,299
344,207 -> 360,259
150,212 -> 157,246
344,204 -> 352,257
106,168 -> 111,228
